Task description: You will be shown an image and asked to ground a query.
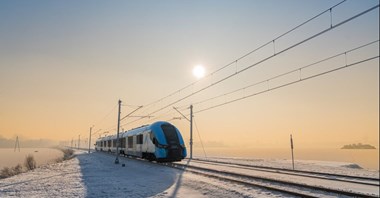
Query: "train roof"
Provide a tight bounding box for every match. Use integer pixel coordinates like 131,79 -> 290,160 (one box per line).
96,121 -> 171,142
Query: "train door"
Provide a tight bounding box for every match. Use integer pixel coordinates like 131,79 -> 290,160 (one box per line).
136,134 -> 143,157
132,135 -> 137,156
107,140 -> 112,152
141,132 -> 150,153
120,137 -> 126,154
127,136 -> 133,156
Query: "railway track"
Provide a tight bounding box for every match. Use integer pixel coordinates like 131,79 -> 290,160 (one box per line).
190,158 -> 379,186
167,161 -> 379,198
95,151 -> 379,197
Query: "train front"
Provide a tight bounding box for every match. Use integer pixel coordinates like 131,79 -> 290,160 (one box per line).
151,121 -> 187,162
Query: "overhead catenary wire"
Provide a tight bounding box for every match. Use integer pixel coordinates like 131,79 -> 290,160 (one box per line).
138,4 -> 379,119
119,106 -> 143,121
113,1 -> 354,127
83,2 -> 378,139
194,119 -> 207,159
125,0 -> 346,121
140,0 -> 347,112
190,40 -> 379,107
194,55 -> 379,114
120,108 -> 175,128
91,103 -> 118,130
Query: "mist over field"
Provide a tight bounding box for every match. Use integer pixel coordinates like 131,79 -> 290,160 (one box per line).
0,135 -> 58,148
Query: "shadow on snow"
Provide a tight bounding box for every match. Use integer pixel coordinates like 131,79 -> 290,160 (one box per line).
76,151 -> 185,197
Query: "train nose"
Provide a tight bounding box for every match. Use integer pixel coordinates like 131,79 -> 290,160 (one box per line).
168,145 -> 182,159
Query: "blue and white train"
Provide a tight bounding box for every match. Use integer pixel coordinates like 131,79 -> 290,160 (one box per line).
95,121 -> 187,162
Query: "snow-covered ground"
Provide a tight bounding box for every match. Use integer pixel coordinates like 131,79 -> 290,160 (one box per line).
0,151 -> 378,197
195,156 -> 379,178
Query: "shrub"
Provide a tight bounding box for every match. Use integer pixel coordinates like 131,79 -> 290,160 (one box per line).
0,167 -> 13,178
12,164 -> 23,174
62,148 -> 74,160
0,164 -> 24,179
24,154 -> 37,170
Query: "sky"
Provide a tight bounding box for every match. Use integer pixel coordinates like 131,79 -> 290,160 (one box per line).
0,0 -> 379,152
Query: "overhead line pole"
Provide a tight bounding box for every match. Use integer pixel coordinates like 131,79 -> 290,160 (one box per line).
173,105 -> 193,159
290,134 -> 295,170
115,100 -> 122,164
88,126 -> 93,154
190,105 -> 193,159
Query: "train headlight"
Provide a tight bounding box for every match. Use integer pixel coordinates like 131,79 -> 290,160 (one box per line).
156,143 -> 169,149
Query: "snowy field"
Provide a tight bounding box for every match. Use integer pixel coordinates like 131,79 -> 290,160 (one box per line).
0,148 -> 64,169
0,150 -> 378,197
196,156 -> 379,178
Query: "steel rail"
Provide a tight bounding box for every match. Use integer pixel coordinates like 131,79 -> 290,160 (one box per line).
192,158 -> 380,182
168,162 -> 379,198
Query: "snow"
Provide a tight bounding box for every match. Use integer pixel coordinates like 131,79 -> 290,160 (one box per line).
0,151 -> 281,197
0,150 -> 378,197
0,153 -> 85,197
177,160 -> 379,196
196,156 -> 379,178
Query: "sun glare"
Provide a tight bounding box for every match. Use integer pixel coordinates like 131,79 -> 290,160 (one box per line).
193,65 -> 205,79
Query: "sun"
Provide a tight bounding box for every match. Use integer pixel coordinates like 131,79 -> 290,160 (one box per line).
193,65 -> 206,79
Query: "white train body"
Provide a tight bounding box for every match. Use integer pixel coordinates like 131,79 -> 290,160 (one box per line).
95,121 -> 187,162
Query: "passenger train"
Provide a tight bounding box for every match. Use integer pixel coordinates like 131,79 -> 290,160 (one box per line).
95,121 -> 187,162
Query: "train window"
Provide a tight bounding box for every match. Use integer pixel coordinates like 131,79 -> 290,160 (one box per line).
128,136 -> 133,148
120,138 -> 126,148
150,132 -> 154,141
113,140 -> 117,147
136,134 -> 143,144
161,124 -> 179,145
108,140 -> 111,147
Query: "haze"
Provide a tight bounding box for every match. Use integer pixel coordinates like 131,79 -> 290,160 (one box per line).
0,0 -> 378,153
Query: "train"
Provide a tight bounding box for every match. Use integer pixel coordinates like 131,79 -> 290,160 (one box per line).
95,121 -> 187,162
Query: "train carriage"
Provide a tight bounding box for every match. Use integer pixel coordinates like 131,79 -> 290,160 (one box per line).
95,121 -> 187,162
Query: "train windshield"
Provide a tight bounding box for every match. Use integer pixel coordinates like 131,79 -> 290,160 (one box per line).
161,124 -> 179,145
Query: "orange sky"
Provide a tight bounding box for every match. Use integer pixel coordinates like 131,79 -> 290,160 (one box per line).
0,0 -> 379,151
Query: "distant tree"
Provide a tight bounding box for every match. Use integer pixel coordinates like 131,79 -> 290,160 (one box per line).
24,154 -> 37,170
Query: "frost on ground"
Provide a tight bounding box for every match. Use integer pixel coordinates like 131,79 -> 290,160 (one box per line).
200,156 -> 379,178
1,151 -> 378,197
0,151 -> 281,198
0,155 -> 84,197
